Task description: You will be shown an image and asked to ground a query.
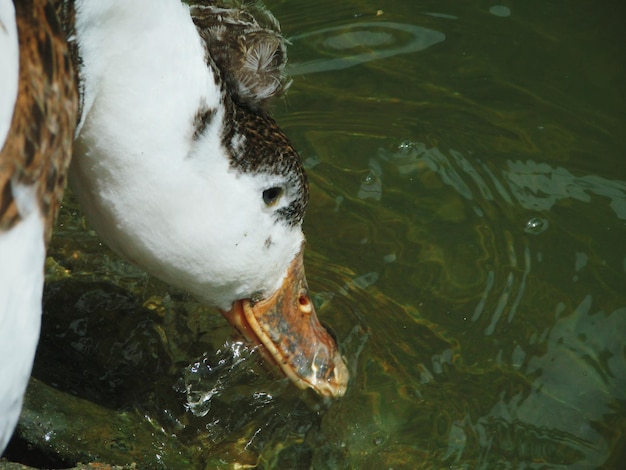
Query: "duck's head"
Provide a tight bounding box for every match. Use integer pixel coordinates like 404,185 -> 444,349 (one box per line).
188,5 -> 348,398
211,104 -> 349,398
76,99 -> 349,398
74,97 -> 348,398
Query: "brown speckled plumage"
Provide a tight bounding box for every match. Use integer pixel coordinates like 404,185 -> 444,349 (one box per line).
187,1 -> 308,227
188,0 -> 291,111
0,0 -> 78,242
224,104 -> 309,227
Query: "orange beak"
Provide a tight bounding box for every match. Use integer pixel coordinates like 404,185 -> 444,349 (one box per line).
221,248 -> 348,398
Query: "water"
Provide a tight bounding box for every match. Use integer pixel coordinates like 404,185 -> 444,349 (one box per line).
275,0 -> 626,467
8,0 -> 626,468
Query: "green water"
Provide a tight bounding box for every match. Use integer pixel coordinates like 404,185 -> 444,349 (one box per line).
9,0 -> 626,468
275,1 -> 626,467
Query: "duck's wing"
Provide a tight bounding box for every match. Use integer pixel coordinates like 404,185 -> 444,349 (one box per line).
0,0 -> 77,453
0,0 -> 77,242
188,0 -> 291,110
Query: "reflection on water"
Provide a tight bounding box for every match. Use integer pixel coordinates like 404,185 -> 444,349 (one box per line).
7,0 -> 625,468
505,160 -> 626,219
488,5 -> 511,18
378,141 -> 626,221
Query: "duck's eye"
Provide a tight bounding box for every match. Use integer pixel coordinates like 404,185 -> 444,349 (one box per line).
262,186 -> 283,206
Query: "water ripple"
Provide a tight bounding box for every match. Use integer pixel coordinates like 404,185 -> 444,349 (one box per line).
366,140 -> 626,348
379,141 -> 626,221
287,22 -> 445,76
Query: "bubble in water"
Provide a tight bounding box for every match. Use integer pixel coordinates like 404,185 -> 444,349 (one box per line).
362,171 -> 375,185
358,158 -> 383,200
524,217 -> 549,235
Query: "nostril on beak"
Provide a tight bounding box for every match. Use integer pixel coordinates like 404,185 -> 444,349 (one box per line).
298,294 -> 312,314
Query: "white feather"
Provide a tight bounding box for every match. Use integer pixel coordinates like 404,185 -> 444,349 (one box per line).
0,182 -> 45,452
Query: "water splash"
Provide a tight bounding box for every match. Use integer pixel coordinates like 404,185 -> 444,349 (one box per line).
181,340 -> 268,418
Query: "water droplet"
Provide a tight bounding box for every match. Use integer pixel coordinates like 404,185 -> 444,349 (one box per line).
524,217 -> 549,234
398,140 -> 415,152
362,171 -> 375,185
358,168 -> 382,201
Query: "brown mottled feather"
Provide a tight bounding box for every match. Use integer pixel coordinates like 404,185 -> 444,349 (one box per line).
186,1 -> 307,226
188,0 -> 291,110
0,0 -> 78,242
52,0 -> 83,125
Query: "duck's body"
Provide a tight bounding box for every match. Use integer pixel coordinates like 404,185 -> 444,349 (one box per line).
1,0 -> 346,451
0,0 -> 77,452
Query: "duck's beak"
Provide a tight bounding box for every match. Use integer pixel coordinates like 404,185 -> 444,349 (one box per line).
221,249 -> 348,398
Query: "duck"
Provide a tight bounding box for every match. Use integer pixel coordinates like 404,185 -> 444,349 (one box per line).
67,0 -> 348,396
0,0 -> 78,452
1,0 -> 348,450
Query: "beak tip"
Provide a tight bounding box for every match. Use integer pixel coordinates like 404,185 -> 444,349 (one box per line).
222,249 -> 351,398
332,361 -> 349,398
311,353 -> 349,399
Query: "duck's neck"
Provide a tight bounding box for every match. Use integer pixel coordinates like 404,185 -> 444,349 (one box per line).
74,0 -> 222,157
70,0 -> 229,296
